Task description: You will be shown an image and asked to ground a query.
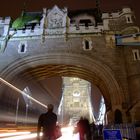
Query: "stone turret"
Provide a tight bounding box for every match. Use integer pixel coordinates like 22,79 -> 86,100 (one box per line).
102,7 -> 135,32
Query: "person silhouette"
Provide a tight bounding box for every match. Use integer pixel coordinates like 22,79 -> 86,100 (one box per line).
83,117 -> 91,140
77,117 -> 85,140
37,104 -> 57,140
77,117 -> 91,140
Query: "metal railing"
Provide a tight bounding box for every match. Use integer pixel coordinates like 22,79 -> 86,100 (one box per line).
104,123 -> 137,140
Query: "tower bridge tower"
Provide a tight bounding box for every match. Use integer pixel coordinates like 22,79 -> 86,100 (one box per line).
60,77 -> 94,125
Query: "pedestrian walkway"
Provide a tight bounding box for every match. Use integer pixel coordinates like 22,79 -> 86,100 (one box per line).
0,126 -> 104,140
57,126 -> 79,140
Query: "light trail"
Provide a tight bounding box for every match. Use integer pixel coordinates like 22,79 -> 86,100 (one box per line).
0,77 -> 47,109
0,130 -> 17,132
0,133 -> 38,140
0,127 -> 79,140
0,131 -> 31,137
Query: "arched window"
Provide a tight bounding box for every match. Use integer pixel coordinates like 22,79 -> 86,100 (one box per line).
82,39 -> 92,51
132,49 -> 140,61
20,44 -> 25,52
18,42 -> 27,53
126,16 -> 132,23
127,17 -> 130,22
85,40 -> 89,50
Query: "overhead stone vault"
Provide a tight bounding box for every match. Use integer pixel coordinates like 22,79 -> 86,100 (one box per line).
0,5 -> 140,124
0,52 -> 123,123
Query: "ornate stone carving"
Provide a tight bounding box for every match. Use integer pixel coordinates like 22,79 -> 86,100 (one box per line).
47,5 -> 67,29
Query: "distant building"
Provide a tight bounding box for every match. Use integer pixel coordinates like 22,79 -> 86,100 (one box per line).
58,77 -> 94,125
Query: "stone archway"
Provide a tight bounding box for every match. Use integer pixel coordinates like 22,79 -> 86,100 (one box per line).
0,52 -> 124,123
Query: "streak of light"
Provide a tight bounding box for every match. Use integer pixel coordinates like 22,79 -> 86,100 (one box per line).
0,133 -> 38,140
0,131 -> 31,137
0,130 -> 17,132
0,126 -> 79,140
0,77 -> 47,109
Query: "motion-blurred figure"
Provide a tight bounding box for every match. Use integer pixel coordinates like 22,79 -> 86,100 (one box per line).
37,104 -> 57,140
83,117 -> 91,140
77,117 -> 85,140
77,117 -> 91,140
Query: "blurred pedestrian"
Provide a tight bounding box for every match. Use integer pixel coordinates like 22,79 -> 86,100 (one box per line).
83,117 -> 91,140
77,117 -> 85,140
77,117 -> 91,140
37,104 -> 57,140
90,121 -> 97,139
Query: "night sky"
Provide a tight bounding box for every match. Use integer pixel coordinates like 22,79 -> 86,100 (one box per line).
0,0 -> 140,26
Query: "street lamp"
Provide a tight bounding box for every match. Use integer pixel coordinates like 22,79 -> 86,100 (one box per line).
15,98 -> 19,125
25,103 -> 29,125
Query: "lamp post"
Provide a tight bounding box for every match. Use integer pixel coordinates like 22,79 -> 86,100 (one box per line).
15,98 -> 19,125
25,103 -> 29,125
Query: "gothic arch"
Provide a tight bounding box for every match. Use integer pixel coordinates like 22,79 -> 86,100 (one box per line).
0,52 -> 124,110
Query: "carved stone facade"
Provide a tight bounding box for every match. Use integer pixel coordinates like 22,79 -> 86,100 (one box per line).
47,6 -> 67,29
59,77 -> 93,125
0,6 -> 140,126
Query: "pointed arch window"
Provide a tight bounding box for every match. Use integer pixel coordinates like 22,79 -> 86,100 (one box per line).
18,42 -> 27,53
127,17 -> 130,22
20,44 -> 25,52
126,16 -> 132,23
82,39 -> 93,51
85,40 -> 89,50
